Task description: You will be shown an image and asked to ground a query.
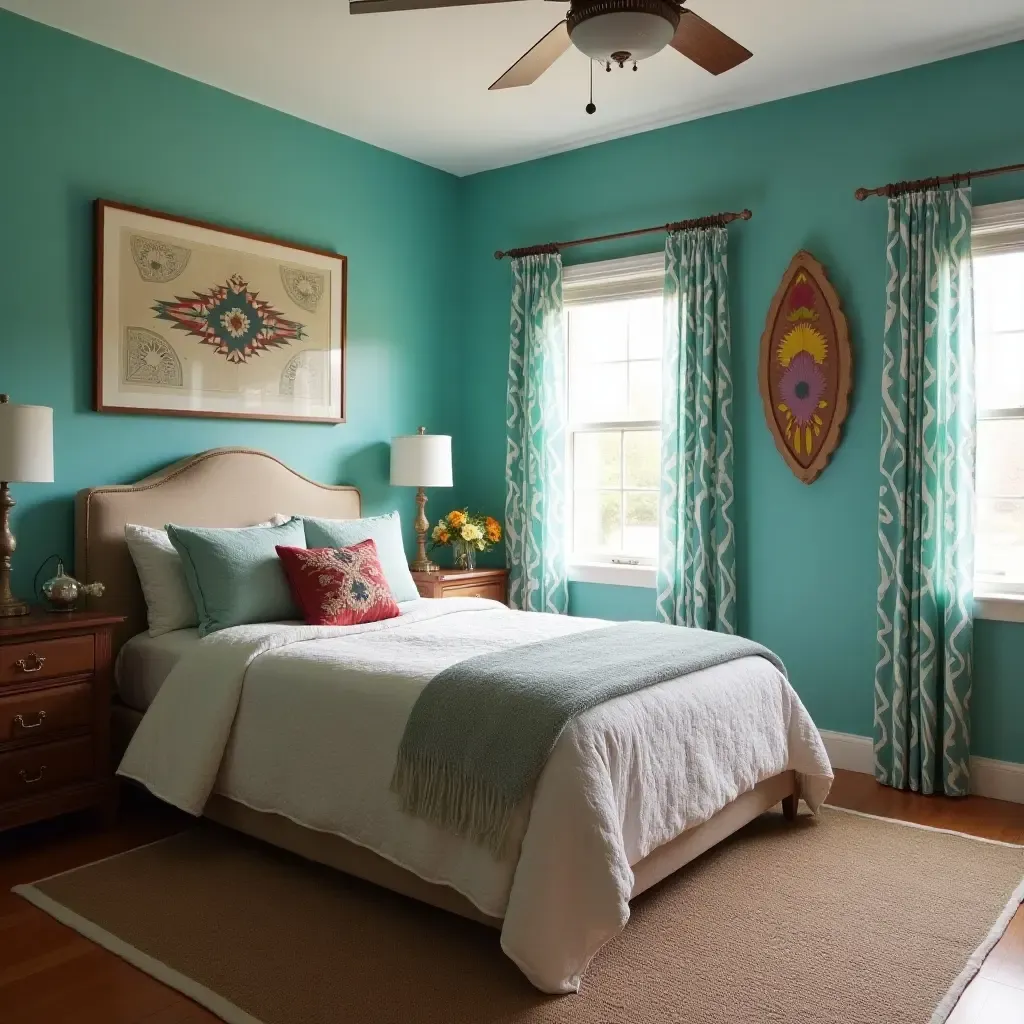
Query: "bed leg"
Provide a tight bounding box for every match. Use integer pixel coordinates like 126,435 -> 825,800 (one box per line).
781,774 -> 800,821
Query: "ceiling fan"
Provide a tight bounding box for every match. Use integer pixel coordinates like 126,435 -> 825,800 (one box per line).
348,0 -> 752,95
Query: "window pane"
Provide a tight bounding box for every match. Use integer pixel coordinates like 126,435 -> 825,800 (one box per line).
574,431 -> 621,488
978,419 -> 1024,499
568,302 -> 628,363
977,496 -> 1024,586
623,430 -> 661,489
624,491 -> 659,558
628,297 -> 663,359
574,490 -> 622,553
976,251 -> 1024,411
977,330 -> 1024,412
975,252 -> 1024,334
571,361 -> 628,422
628,360 -> 661,420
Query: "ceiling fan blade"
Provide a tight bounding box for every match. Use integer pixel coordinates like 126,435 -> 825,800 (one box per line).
669,9 -> 751,75
489,20 -> 570,90
350,0 -> 517,14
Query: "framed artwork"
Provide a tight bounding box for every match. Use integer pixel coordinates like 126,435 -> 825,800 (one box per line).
94,200 -> 346,422
759,251 -> 852,484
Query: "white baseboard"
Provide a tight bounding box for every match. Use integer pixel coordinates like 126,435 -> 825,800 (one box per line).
972,756 -> 1024,805
818,729 -> 1024,805
818,730 -> 874,774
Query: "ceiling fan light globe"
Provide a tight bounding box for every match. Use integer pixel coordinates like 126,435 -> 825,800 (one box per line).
568,2 -> 678,63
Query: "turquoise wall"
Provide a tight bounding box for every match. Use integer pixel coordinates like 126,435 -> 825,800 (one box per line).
459,42 -> 1024,763
0,9 -> 461,598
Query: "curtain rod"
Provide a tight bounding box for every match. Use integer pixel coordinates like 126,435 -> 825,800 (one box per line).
854,160 -> 1024,200
493,209 -> 752,261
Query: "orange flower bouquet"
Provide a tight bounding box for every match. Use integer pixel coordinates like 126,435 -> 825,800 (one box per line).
430,508 -> 502,570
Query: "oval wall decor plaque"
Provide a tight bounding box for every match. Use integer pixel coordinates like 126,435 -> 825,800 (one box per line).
759,251 -> 852,484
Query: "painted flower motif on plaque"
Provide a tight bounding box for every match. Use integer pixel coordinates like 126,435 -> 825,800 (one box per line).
153,273 -> 307,364
778,351 -> 827,458
759,252 -> 852,484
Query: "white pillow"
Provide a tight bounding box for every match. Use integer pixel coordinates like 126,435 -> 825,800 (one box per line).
125,516 -> 290,637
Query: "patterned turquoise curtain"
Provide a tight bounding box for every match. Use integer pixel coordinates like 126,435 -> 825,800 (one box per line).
657,227 -> 736,633
504,253 -> 569,614
874,188 -> 975,797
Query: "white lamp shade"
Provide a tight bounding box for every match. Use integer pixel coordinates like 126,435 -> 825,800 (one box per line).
390,432 -> 453,488
0,400 -> 54,483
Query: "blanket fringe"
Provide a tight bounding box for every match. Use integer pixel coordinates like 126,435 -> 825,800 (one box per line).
391,751 -> 516,857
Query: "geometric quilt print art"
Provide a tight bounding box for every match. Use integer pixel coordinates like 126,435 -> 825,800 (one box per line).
758,250 -> 853,484
154,273 -> 307,364
275,540 -> 401,627
95,200 -> 346,423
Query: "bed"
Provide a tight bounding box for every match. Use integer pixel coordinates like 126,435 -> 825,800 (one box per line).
77,447 -> 833,994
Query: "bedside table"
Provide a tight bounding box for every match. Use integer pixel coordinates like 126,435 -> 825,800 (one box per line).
0,609 -> 125,831
411,567 -> 508,604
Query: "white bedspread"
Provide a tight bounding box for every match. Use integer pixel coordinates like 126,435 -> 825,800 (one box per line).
118,599 -> 833,993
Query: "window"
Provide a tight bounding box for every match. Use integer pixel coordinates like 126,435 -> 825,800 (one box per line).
973,200 -> 1024,604
563,254 -> 664,585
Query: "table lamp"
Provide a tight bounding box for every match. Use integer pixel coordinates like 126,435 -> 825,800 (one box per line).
390,427 -> 452,573
0,394 -> 54,616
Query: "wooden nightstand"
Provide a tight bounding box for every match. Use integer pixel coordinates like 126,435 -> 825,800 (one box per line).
411,567 -> 508,604
0,610 -> 125,832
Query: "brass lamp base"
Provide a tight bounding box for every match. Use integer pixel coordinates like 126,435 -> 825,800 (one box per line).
410,486 -> 438,574
0,482 -> 30,616
0,595 -> 30,617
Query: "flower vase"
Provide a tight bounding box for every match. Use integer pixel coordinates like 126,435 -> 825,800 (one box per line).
453,540 -> 476,571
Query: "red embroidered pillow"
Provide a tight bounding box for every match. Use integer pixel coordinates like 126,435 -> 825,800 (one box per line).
276,540 -> 400,626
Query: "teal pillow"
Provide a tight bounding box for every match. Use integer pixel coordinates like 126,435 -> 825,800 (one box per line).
167,517 -> 307,637
302,512 -> 418,603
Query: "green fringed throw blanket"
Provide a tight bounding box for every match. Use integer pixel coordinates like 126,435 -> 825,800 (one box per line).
391,621 -> 785,855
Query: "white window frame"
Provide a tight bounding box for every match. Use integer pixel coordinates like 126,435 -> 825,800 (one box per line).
971,199 -> 1024,623
563,252 -> 664,589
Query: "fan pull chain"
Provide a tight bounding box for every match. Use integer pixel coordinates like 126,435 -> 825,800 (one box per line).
586,60 -> 596,115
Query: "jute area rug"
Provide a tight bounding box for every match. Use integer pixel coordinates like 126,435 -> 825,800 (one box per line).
14,806 -> 1024,1024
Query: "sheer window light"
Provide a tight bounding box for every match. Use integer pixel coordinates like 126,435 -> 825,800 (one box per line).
563,253 -> 664,574
972,200 -> 1024,599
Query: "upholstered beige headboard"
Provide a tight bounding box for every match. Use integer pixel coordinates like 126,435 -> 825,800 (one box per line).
75,447 -> 361,654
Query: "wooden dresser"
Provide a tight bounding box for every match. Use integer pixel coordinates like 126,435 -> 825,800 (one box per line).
0,610 -> 124,831
411,567 -> 508,604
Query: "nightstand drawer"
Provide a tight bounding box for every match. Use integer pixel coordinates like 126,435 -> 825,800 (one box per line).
412,568 -> 508,604
0,636 -> 94,687
0,683 -> 92,744
0,611 -> 123,832
0,737 -> 94,802
443,582 -> 506,602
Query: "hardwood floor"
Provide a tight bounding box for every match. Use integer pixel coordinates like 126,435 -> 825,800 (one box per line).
1,771 -> 1022,1024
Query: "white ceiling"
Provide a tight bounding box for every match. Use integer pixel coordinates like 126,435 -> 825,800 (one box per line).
5,0 -> 1024,175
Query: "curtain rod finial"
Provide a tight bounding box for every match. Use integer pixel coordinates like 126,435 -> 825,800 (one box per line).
854,188 -> 870,201
740,209 -> 752,221
494,250 -> 506,260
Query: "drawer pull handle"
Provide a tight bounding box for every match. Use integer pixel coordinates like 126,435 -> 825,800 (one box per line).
14,653 -> 46,674
19,766 -> 47,785
13,710 -> 47,731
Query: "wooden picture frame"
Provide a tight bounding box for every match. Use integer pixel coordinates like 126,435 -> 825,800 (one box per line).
759,251 -> 852,484
94,200 -> 347,423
